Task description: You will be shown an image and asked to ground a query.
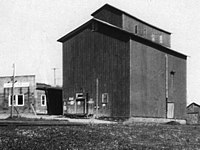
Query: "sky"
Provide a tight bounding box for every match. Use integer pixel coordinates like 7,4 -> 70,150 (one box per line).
0,0 -> 200,105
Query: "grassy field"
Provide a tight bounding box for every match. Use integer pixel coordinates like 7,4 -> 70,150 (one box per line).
0,123 -> 200,150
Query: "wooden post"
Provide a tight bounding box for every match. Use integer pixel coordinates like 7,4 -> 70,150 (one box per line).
31,103 -> 37,116
28,87 -> 30,112
74,98 -> 77,114
11,64 -> 15,118
86,93 -> 89,115
96,78 -> 99,118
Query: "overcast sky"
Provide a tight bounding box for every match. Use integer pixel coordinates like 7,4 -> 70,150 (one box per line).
0,0 -> 199,105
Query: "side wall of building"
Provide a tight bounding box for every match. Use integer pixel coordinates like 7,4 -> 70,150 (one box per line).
123,14 -> 171,48
0,75 -> 36,113
63,23 -> 130,117
92,7 -> 122,28
168,54 -> 187,119
187,104 -> 200,113
35,89 -> 47,114
130,39 -> 166,118
130,39 -> 186,119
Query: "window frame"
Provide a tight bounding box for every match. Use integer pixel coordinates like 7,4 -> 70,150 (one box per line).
151,34 -> 155,41
41,94 -> 46,106
8,94 -> 24,106
102,93 -> 109,104
159,35 -> 163,43
17,94 -> 24,106
134,25 -> 138,34
143,28 -> 147,37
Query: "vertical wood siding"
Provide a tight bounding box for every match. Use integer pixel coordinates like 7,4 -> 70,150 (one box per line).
130,39 -> 166,118
92,8 -> 122,28
62,21 -> 186,119
168,54 -> 186,119
123,14 -> 171,48
63,24 -> 130,117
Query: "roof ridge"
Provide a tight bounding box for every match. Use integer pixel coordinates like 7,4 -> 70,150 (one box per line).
58,18 -> 187,58
91,3 -> 171,34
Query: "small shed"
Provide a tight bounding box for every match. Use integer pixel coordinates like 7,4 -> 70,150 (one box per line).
46,87 -> 63,115
187,102 -> 200,113
36,84 -> 63,115
186,102 -> 200,124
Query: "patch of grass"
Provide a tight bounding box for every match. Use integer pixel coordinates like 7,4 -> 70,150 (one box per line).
0,123 -> 200,149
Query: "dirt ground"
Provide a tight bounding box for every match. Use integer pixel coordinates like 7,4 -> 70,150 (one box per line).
0,113 -> 115,124
0,122 -> 200,150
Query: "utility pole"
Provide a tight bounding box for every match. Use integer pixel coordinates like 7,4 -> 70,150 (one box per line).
52,68 -> 58,86
11,64 -> 15,118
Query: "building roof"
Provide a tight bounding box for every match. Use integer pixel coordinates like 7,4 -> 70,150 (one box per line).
36,83 -> 51,90
58,18 -> 187,58
0,75 -> 35,78
91,4 -> 171,34
187,102 -> 200,108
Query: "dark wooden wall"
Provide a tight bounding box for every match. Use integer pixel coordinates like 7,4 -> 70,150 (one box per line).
130,39 -> 166,118
123,14 -> 171,48
168,54 -> 186,119
187,104 -> 200,113
92,5 -> 171,48
63,23 -> 130,117
62,19 -> 186,119
92,7 -> 122,28
130,38 -> 186,119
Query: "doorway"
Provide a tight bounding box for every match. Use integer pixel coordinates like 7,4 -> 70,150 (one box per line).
167,102 -> 174,119
75,99 -> 85,114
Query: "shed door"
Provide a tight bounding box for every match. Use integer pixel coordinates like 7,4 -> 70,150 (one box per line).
167,103 -> 174,119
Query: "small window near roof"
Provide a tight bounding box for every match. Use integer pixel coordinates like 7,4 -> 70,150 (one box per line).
134,25 -> 138,34
151,34 -> 155,41
143,28 -> 147,37
159,35 -> 163,43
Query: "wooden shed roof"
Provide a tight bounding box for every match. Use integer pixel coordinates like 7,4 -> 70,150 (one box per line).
187,102 -> 200,108
91,4 -> 171,34
58,18 -> 187,58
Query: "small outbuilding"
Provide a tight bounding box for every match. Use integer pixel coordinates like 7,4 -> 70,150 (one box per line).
0,75 -> 63,116
186,102 -> 200,124
187,102 -> 200,114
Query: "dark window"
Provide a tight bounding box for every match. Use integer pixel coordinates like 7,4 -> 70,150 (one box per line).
135,25 -> 138,34
17,95 -> 24,106
9,95 -> 24,106
9,95 -> 16,106
76,93 -> 84,99
41,94 -> 46,106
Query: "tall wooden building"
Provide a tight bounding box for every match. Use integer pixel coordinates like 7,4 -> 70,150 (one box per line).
58,4 -> 187,119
